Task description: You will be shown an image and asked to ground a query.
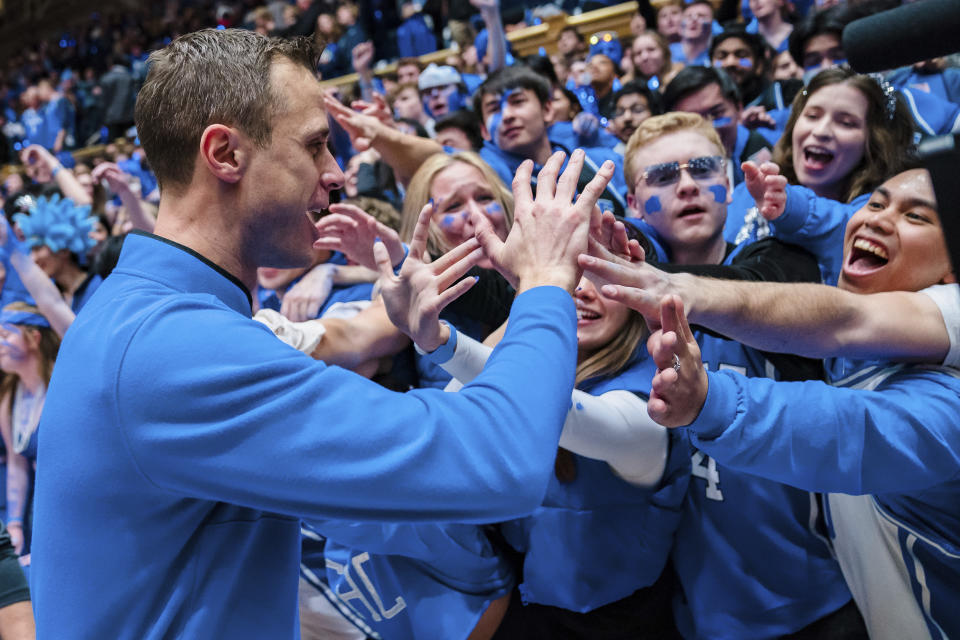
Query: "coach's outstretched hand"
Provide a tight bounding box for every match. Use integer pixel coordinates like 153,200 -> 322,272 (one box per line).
473,149 -> 615,294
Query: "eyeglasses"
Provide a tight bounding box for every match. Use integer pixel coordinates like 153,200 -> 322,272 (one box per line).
613,104 -> 650,118
640,156 -> 724,187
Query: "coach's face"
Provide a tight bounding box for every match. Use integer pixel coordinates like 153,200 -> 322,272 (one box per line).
242,59 -> 344,270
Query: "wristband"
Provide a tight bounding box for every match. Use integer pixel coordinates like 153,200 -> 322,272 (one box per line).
6,519 -> 22,526
51,163 -> 63,178
414,320 -> 458,364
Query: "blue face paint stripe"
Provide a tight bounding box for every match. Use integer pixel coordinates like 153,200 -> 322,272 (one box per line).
644,196 -> 662,215
486,90 -> 516,147
709,184 -> 727,203
711,116 -> 733,128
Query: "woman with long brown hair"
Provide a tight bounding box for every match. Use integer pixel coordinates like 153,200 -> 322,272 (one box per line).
727,66 -> 915,246
0,303 -> 60,558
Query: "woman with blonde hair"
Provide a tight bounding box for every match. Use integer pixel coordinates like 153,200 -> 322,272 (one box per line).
399,151 -> 514,263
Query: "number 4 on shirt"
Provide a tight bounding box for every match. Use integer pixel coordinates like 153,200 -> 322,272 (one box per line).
691,451 -> 724,501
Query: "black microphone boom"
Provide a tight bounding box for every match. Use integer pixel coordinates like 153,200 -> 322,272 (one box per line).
842,0 -> 960,74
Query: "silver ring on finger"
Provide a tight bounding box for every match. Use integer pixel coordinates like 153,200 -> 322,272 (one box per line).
672,353 -> 681,373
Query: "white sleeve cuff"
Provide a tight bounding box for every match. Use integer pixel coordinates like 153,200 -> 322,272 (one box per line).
921,283 -> 960,368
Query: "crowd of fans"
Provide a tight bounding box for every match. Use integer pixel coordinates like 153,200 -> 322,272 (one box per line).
0,0 -> 958,637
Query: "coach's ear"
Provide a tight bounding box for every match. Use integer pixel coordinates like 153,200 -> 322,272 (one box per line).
199,124 -> 245,184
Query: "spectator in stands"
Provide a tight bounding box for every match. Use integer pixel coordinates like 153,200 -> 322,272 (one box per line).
789,5 -> 847,83
663,66 -> 772,186
710,29 -> 770,107
434,109 -> 483,151
390,83 -> 435,137
474,65 -> 628,215
550,86 -> 582,124
630,31 -> 682,91
98,54 -> 135,141
556,26 -> 586,63
74,67 -> 104,147
670,0 -> 713,66
587,53 -> 620,120
34,79 -> 71,154
746,0 -> 793,54
616,110 -> 858,640
656,0 -> 683,44
13,192 -> 101,313
252,7 -> 276,35
710,27 -> 801,142
396,57 -> 423,86
342,148 -> 402,210
18,88 -> 48,151
771,49 -> 803,80
609,81 -> 661,155
397,3 -> 436,58
277,0 -> 324,38
0,301 -> 61,562
729,67 -> 915,250
418,64 -> 467,119
629,9 -> 648,37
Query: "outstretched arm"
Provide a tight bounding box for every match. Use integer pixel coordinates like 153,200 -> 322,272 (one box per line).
92,162 -> 155,233
21,145 -> 91,207
472,0 -> 507,72
428,328 -> 668,486
324,94 -> 443,186
580,252 -> 956,364
1,217 -> 75,337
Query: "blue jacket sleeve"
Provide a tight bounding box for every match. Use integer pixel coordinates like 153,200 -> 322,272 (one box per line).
686,367 -> 960,495
116,286 -> 577,524
770,185 -> 865,285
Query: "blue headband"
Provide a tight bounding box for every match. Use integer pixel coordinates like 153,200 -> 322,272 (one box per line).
0,308 -> 50,329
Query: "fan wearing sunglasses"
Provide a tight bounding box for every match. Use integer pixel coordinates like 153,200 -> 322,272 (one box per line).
618,111 -> 866,639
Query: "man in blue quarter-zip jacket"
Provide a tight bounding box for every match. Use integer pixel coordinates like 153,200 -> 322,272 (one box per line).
29,28 -> 616,639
